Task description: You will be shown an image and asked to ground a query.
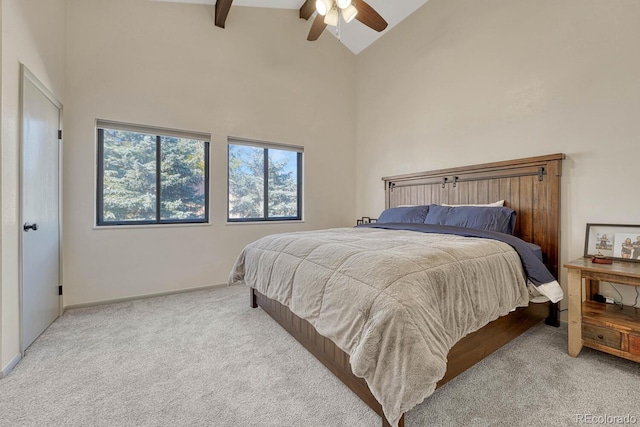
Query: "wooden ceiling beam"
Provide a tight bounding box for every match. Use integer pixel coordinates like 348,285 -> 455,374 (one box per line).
215,0 -> 234,28
299,0 -> 315,20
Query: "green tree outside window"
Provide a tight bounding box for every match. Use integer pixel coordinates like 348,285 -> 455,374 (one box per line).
98,128 -> 208,225
228,143 -> 301,221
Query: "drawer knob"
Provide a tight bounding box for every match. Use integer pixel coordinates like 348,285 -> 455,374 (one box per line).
597,334 -> 604,339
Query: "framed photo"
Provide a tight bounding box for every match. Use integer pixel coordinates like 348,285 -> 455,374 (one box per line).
584,223 -> 640,262
356,217 -> 377,226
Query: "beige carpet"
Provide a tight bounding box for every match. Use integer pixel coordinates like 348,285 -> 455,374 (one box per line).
0,284 -> 638,426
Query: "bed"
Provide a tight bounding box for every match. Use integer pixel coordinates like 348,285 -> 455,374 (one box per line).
230,153 -> 564,426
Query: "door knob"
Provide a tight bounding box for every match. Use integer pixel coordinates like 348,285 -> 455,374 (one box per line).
23,223 -> 39,232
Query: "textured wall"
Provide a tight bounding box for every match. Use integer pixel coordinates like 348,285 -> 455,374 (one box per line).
63,0 -> 357,306
356,0 -> 640,311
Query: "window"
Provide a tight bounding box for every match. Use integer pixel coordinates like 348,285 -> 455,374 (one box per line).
228,139 -> 303,222
97,120 -> 209,226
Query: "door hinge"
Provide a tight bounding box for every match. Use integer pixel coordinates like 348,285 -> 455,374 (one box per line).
58,285 -> 63,296
58,130 -> 62,140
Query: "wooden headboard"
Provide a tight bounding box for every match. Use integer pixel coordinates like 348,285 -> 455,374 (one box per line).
382,154 -> 565,280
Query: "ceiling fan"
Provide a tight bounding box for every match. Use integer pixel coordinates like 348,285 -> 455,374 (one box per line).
300,0 -> 388,41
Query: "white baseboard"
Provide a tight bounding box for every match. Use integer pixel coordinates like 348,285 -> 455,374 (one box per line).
63,283 -> 227,312
0,353 -> 22,379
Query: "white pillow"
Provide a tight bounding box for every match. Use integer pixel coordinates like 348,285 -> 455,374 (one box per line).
440,200 -> 505,207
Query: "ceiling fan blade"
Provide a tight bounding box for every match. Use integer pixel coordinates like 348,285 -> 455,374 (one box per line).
214,0 -> 234,29
307,14 -> 327,41
299,0 -> 315,20
355,1 -> 388,32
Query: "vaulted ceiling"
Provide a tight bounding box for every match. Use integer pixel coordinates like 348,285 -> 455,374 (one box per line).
155,0 -> 428,54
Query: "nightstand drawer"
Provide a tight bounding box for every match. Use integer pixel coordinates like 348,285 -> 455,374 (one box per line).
630,335 -> 640,356
582,324 -> 621,350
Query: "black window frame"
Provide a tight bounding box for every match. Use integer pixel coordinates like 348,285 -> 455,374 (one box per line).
227,142 -> 303,223
97,124 -> 210,226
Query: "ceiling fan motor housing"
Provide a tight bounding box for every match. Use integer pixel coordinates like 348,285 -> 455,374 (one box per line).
307,0 -> 388,41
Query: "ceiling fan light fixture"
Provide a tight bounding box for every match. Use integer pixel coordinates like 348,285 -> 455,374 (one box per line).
341,4 -> 358,23
336,0 -> 352,9
324,7 -> 339,26
315,0 -> 331,16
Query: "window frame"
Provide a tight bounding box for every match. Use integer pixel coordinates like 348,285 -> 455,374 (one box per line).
227,138 -> 303,223
96,121 -> 210,226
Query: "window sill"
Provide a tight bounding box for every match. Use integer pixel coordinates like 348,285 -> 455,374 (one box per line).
225,220 -> 305,226
93,222 -> 212,230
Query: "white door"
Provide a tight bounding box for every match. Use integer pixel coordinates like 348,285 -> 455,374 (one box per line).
21,66 -> 62,351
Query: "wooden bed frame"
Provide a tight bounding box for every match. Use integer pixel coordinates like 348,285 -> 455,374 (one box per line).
250,153 -> 565,426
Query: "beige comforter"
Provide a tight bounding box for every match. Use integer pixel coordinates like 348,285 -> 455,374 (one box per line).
229,227 -> 529,426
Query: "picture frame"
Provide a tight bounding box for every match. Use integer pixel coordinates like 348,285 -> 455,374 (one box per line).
584,223 -> 640,262
356,217 -> 377,226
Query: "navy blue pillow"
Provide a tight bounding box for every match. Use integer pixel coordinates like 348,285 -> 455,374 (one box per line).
377,206 -> 430,224
424,204 -> 517,235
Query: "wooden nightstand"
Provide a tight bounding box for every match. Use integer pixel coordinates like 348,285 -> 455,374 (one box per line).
565,258 -> 640,362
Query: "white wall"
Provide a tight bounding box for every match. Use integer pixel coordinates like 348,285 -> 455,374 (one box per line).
0,0 -> 4,370
1,0 -> 66,371
355,0 -> 640,312
63,0 -> 356,306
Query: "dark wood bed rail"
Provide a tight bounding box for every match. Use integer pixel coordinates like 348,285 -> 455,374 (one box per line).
251,287 -> 546,427
250,289 -> 400,425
